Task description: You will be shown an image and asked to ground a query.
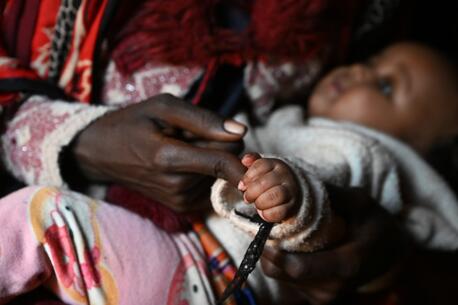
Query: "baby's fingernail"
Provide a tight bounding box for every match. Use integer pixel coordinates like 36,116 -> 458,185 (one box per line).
241,156 -> 251,167
242,153 -> 251,160
243,193 -> 250,204
257,209 -> 268,221
238,181 -> 246,191
224,120 -> 246,135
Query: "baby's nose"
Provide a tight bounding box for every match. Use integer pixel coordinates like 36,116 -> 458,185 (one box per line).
348,63 -> 376,85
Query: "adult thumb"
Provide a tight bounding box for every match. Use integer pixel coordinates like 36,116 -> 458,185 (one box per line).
145,94 -> 247,141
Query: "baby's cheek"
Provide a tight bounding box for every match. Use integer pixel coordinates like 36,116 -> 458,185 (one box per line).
308,91 -> 333,117
328,90 -> 386,124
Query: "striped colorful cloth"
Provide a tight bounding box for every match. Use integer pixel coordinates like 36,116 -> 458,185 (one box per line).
193,221 -> 257,305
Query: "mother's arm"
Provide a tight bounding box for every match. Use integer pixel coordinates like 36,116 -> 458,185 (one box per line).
2,93 -> 247,212
71,94 -> 247,211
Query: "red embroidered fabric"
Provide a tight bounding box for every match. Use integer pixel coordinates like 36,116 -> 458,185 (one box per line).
112,0 -> 363,74
0,0 -> 110,104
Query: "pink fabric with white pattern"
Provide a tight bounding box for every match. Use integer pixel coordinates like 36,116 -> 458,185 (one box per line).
0,186 -> 216,305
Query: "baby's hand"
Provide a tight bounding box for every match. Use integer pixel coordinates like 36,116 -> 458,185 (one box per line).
238,153 -> 300,223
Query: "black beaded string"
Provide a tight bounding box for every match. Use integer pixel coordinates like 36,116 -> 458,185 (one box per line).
217,214 -> 273,305
49,0 -> 82,83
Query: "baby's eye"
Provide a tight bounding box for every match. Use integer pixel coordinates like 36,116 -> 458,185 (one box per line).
377,78 -> 393,97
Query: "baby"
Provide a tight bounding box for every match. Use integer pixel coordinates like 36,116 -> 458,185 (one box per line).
212,42 -> 458,253
2,42 -> 458,305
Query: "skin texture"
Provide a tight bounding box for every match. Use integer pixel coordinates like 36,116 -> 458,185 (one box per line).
72,94 -> 247,212
309,42 -> 458,153
238,153 -> 300,223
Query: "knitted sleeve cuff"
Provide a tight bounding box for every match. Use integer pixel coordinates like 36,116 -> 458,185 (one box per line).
211,156 -> 342,252
2,95 -> 112,187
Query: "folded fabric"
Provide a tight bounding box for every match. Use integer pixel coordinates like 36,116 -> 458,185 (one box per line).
211,106 -> 458,251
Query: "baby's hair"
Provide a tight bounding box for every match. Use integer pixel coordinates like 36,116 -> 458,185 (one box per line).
437,48 -> 458,89
426,138 -> 458,193
423,44 -> 458,193
436,47 -> 458,139
423,42 -> 458,133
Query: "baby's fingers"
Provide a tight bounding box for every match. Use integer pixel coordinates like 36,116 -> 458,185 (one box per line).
239,158 -> 274,191
243,159 -> 275,181
241,153 -> 262,168
256,185 -> 294,222
243,171 -> 279,203
259,203 -> 295,223
255,185 -> 292,210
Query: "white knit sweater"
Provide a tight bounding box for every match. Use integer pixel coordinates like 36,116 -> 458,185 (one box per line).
210,105 -> 458,252
205,105 -> 458,304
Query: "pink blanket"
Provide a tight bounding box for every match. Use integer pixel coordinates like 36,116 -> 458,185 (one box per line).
0,187 -> 215,305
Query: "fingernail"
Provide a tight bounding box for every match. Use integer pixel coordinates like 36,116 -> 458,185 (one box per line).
224,120 -> 246,135
238,180 -> 246,191
258,209 -> 268,221
241,155 -> 251,167
242,153 -> 254,162
243,193 -> 250,204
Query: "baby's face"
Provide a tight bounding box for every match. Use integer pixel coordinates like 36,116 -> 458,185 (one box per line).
309,43 -> 458,152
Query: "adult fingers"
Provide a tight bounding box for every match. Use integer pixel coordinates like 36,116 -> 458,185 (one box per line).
261,243 -> 361,280
193,139 -> 244,155
260,258 -> 345,305
128,180 -> 212,213
262,208 -> 402,283
153,137 -> 246,186
147,173 -> 210,194
143,94 -> 247,141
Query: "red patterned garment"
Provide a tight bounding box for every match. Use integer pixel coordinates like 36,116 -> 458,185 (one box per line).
0,0 -> 364,106
0,0 -> 366,190
0,0 -> 115,105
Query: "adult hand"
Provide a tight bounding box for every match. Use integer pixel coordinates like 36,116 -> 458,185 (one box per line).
72,94 -> 247,212
260,185 -> 406,305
